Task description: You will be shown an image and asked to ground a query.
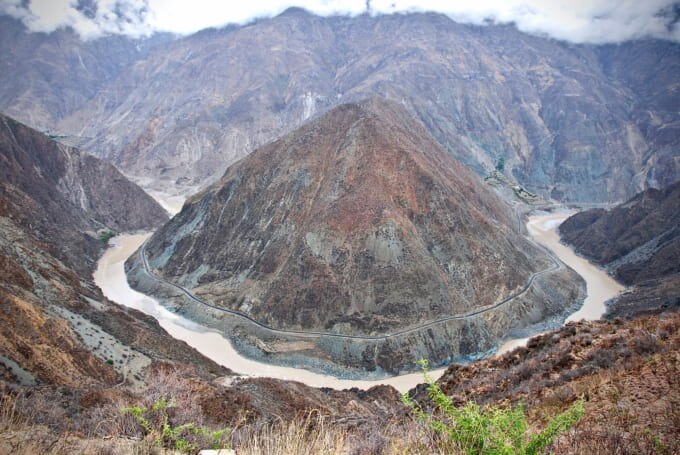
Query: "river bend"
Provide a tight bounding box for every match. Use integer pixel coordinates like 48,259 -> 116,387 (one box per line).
93,212 -> 623,393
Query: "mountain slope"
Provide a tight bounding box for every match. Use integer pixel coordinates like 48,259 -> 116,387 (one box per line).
0,16 -> 170,132
129,99 -> 584,373
2,11 -> 678,202
560,182 -> 680,317
0,113 -> 232,389
0,113 -> 168,274
426,311 -> 680,453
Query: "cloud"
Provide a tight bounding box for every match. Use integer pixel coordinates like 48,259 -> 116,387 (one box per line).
0,0 -> 152,39
369,0 -> 680,44
145,0 -> 367,35
1,0 -> 679,43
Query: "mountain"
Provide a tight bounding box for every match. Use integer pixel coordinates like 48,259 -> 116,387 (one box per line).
0,16 -> 170,132
0,113 -> 168,274
128,99 -> 584,373
0,10 -> 675,201
560,181 -> 680,317
0,113 -> 238,387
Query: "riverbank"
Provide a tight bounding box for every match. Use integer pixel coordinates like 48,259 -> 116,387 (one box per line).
497,212 -> 624,354
94,233 -> 448,392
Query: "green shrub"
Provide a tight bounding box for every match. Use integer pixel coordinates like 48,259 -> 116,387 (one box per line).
401,359 -> 584,455
122,398 -> 230,453
99,230 -> 115,244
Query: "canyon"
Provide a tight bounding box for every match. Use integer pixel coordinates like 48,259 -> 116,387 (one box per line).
96,210 -> 624,392
0,7 -> 678,453
560,181 -> 680,318
0,114 -> 231,389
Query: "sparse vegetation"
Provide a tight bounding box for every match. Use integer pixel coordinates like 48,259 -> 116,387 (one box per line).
122,397 -> 231,453
234,412 -> 345,455
495,157 -> 505,173
401,359 -> 584,455
0,391 -> 27,433
0,313 -> 676,454
99,230 -> 115,244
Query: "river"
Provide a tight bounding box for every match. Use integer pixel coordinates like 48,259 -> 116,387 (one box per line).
93,211 -> 623,393
496,212 -> 624,354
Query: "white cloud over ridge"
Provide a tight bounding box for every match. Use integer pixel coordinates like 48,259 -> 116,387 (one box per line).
1,0 -> 679,44
1,0 -> 151,38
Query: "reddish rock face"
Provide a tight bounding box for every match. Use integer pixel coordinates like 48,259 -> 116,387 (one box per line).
144,99 -> 548,335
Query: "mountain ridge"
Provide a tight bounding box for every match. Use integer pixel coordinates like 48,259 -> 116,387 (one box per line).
560,181 -> 680,318
0,113 -> 168,273
1,12 -> 678,201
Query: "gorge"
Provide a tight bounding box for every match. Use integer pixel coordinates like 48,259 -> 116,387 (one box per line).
125,99 -> 586,375
1,4 -> 678,453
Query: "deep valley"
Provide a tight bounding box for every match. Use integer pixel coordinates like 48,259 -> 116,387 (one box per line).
0,4 -> 678,454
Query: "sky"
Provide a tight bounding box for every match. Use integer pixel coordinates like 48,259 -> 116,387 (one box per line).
1,0 -> 679,44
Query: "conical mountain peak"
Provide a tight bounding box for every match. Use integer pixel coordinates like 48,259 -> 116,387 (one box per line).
134,99 -> 580,372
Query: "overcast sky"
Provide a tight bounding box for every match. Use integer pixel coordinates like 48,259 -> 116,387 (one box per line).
1,0 -> 679,44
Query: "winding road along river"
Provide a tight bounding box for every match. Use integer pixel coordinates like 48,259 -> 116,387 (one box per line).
93,211 -> 623,393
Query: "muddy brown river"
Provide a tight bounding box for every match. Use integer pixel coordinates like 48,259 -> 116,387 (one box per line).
93,211 -> 623,393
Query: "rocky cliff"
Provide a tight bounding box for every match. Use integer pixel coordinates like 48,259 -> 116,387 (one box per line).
560,182 -> 680,317
129,99 -> 584,373
1,11 -> 678,201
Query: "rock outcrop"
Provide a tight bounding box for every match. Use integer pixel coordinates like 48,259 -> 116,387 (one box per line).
560,182 -> 680,317
129,99 -> 584,373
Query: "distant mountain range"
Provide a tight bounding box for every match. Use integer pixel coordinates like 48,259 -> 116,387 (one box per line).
1,9 -> 678,202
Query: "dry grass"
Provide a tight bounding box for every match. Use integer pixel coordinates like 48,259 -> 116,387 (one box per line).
232,412 -> 345,455
231,414 -> 469,455
0,390 -> 26,432
1,313 -> 676,454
